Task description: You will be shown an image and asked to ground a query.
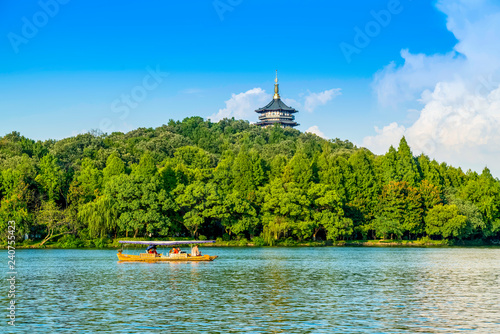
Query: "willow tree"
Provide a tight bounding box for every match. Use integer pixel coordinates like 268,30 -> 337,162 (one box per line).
78,195 -> 118,238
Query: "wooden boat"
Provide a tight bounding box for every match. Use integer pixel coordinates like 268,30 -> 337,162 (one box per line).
117,240 -> 218,262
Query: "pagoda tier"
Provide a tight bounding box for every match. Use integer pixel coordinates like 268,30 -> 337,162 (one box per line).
255,71 -> 299,128
255,99 -> 298,113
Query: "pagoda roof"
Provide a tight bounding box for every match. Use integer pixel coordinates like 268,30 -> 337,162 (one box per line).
255,98 -> 298,113
256,119 -> 299,126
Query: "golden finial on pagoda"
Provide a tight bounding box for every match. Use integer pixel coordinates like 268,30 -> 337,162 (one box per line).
273,70 -> 280,99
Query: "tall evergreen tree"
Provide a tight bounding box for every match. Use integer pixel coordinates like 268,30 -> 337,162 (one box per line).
378,145 -> 398,184
417,154 -> 443,187
232,145 -> 255,196
288,149 -> 313,188
396,137 -> 421,187
348,149 -> 380,219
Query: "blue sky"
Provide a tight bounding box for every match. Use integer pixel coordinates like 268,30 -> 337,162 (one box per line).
2,0 -> 500,175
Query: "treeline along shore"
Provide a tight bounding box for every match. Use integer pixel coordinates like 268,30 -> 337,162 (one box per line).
1,117 -> 500,248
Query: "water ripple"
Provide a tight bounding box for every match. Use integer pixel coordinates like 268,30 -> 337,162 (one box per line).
4,247 -> 500,333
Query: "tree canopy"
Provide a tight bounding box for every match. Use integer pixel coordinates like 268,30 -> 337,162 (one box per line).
1,119 -> 499,245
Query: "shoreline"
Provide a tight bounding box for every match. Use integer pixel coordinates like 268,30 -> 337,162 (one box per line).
4,239 -> 499,249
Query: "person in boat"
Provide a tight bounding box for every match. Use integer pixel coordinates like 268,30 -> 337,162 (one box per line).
147,245 -> 158,256
172,247 -> 179,254
191,245 -> 200,256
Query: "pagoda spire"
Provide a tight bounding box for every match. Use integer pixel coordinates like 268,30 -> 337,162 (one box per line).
273,70 -> 280,100
255,72 -> 299,128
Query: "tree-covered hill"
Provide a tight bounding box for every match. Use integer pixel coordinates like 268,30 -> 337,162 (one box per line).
1,117 -> 499,247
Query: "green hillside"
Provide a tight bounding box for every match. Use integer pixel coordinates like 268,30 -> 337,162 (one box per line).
1,117 -> 499,247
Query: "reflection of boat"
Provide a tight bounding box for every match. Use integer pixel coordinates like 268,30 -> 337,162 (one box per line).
117,240 -> 218,262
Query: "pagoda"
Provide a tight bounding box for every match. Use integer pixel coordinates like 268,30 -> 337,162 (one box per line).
255,71 -> 299,128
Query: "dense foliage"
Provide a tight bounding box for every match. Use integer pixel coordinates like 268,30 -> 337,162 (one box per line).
1,117 -> 500,246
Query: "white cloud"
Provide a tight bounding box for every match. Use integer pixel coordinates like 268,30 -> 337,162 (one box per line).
362,122 -> 406,154
303,89 -> 341,112
209,87 -> 342,123
209,88 -> 270,122
365,0 -> 500,175
373,50 -> 464,108
305,125 -> 327,139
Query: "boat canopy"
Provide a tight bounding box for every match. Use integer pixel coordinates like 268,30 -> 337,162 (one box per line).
119,240 -> 215,246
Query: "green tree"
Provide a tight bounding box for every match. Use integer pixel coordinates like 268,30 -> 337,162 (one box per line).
318,153 -> 350,207
106,172 -> 175,238
377,145 -> 398,184
425,204 -> 469,239
288,149 -> 313,188
306,183 -> 345,240
396,137 -> 421,187
269,155 -> 287,181
445,190 -> 485,238
325,216 -> 354,241
77,158 -> 102,202
174,181 -> 223,237
0,195 -> 30,241
373,216 -> 403,240
232,145 -> 255,195
251,151 -> 267,188
220,192 -> 259,237
461,168 -> 500,237
418,154 -> 443,188
378,181 -> 423,238
213,153 -> 234,193
259,179 -> 309,242
134,152 -> 157,178
419,180 -> 442,212
103,152 -> 125,181
78,195 -> 118,238
36,201 -> 74,246
348,149 -> 380,222
35,154 -> 64,202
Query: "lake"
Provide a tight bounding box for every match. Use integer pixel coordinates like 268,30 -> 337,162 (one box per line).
5,247 -> 500,333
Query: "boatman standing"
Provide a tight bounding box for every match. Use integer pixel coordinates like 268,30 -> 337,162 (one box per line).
191,245 -> 200,256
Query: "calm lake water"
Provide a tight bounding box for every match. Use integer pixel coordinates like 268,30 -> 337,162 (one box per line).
4,247 -> 500,333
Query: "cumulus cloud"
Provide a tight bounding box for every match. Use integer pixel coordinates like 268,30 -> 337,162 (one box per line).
209,88 -> 270,122
373,50 -> 464,108
304,89 -> 341,112
209,87 -> 341,123
365,0 -> 500,175
362,122 -> 406,154
305,125 -> 327,139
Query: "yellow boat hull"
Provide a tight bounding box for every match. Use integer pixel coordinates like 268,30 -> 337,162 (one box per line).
117,252 -> 218,262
